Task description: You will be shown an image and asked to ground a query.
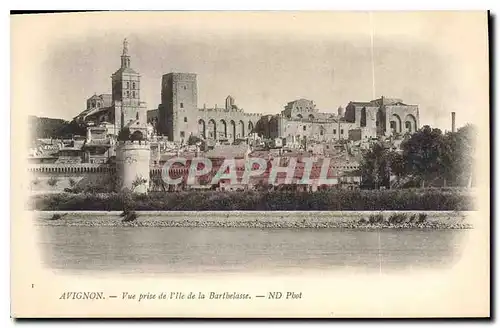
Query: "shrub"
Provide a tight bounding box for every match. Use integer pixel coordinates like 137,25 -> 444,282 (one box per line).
132,176 -> 148,189
121,209 -> 137,222
31,178 -> 40,186
388,213 -> 408,225
119,190 -> 135,212
368,213 -> 384,224
84,184 -> 109,194
27,189 -> 475,211
417,213 -> 428,223
47,177 -> 58,186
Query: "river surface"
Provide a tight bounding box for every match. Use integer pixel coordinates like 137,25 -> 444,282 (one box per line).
36,223 -> 468,275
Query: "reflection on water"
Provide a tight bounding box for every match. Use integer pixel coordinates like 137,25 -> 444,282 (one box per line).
37,223 -> 468,275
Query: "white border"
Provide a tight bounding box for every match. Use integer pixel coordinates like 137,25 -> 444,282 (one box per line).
4,1 -> 498,326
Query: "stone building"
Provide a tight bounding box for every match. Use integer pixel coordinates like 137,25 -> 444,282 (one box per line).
344,96 -> 419,137
73,39 -> 148,135
151,73 -> 261,143
257,96 -> 419,145
257,99 -> 357,146
74,94 -> 112,124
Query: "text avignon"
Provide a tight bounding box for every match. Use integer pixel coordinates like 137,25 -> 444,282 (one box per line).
59,292 -> 105,300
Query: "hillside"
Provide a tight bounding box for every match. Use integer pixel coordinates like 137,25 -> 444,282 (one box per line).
29,116 -> 86,140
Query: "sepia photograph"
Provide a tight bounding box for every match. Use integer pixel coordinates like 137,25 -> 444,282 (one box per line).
10,10 -> 490,318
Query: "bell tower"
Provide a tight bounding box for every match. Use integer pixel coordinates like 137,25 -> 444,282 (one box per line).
111,38 -> 146,131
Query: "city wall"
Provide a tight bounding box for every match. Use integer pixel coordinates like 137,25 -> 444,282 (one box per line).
28,164 -> 116,194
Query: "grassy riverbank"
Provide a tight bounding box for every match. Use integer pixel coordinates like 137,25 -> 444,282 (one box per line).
29,189 -> 475,211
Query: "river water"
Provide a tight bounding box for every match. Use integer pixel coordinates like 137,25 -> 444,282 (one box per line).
36,224 -> 468,275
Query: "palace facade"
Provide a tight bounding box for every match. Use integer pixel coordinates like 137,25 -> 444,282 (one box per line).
147,73 -> 261,143
255,97 -> 419,147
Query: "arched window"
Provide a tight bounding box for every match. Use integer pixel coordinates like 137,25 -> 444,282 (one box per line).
132,82 -> 136,89
136,112 -> 139,120
126,82 -> 130,89
126,91 -> 130,97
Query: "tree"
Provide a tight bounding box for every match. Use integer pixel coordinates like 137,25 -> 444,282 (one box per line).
401,125 -> 447,187
188,135 -> 203,146
59,120 -> 87,138
118,127 -> 131,141
386,150 -> 405,187
360,142 -> 391,189
442,124 -> 476,187
130,130 -> 145,142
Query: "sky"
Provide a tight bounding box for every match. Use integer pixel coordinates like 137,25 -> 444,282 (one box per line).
12,11 -> 489,132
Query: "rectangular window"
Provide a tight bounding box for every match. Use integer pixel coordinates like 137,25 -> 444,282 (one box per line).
126,82 -> 129,89
180,131 -> 185,138
341,129 -> 344,134
333,129 -> 337,134
184,117 -> 188,123
180,102 -> 184,109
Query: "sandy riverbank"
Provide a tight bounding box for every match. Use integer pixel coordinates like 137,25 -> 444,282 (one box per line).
31,211 -> 474,229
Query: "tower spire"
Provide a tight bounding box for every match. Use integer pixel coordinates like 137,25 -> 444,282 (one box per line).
121,38 -> 130,68
122,38 -> 128,55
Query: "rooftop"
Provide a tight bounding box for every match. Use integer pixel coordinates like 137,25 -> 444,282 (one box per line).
112,67 -> 139,76
205,144 -> 250,159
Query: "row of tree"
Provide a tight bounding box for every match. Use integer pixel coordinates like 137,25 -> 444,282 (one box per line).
360,124 -> 476,189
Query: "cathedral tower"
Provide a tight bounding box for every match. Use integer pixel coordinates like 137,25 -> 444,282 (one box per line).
112,38 -> 147,131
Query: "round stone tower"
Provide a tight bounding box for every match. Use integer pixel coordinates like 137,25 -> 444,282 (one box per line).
116,140 -> 151,194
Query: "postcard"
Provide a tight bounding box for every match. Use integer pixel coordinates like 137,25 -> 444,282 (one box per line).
11,11 -> 490,318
